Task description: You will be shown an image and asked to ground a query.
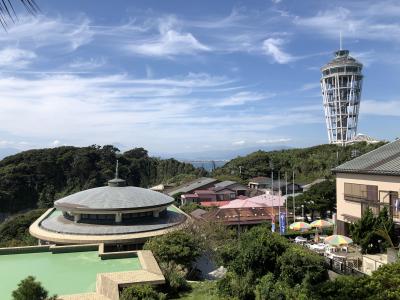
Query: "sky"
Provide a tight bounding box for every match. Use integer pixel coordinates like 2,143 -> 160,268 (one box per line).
0,0 -> 399,155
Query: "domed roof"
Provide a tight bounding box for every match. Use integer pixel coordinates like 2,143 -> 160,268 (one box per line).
54,184 -> 174,211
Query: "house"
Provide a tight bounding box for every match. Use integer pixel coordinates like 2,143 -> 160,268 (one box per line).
333,139 -> 400,236
213,180 -> 249,197
166,177 -> 219,197
180,189 -> 236,205
198,194 -> 284,227
248,176 -> 303,195
179,180 -> 248,205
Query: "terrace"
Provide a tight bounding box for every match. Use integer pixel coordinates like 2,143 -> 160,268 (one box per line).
0,244 -> 164,300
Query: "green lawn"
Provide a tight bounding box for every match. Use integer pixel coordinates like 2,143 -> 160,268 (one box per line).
175,281 -> 221,300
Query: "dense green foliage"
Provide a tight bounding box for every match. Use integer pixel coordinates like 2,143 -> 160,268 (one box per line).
143,230 -> 203,268
277,245 -> 328,286
217,225 -> 328,300
12,276 -> 56,300
0,145 -> 206,213
314,261 -> 400,300
120,284 -> 166,300
288,179 -> 336,219
0,209 -> 45,247
350,207 -> 396,254
212,142 -> 385,183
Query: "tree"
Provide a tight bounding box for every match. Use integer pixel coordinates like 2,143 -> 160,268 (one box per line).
37,185 -> 56,209
120,284 -> 166,300
350,207 -> 395,254
0,146 -> 205,214
313,261 -> 400,300
277,245 -> 328,286
12,276 -> 56,300
143,230 -> 203,268
0,209 -> 45,247
290,180 -> 336,220
229,226 -> 289,277
0,1 -> 39,29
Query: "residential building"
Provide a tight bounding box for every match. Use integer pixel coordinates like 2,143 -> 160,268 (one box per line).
213,180 -> 248,197
180,180 -> 249,205
248,176 -> 303,195
195,194 -> 284,227
180,188 -> 236,205
333,139 -> 400,235
166,177 -> 219,196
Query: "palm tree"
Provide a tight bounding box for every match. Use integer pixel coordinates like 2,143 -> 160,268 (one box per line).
0,0 -> 39,30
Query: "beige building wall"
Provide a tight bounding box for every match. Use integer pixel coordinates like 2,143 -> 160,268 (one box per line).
336,172 -> 400,226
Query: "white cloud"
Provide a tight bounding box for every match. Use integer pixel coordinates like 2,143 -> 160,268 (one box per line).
0,15 -> 94,52
0,70 -> 323,152
69,57 -> 106,69
294,5 -> 400,43
256,138 -> 291,144
0,47 -> 36,68
52,140 -> 60,146
262,38 -> 295,64
126,17 -> 210,57
362,100 -> 400,116
232,140 -> 246,146
299,82 -> 320,92
214,91 -> 274,107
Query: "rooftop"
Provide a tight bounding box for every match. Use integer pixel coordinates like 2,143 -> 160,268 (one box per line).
221,194 -> 284,209
321,49 -> 363,70
214,180 -> 237,188
333,139 -> 400,176
55,185 -> 174,211
167,177 -> 218,196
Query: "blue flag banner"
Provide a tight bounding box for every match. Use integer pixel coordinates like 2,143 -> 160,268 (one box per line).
280,213 -> 286,234
271,215 -> 275,232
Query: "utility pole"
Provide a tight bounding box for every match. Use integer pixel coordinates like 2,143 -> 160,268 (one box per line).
239,166 -> 243,175
278,171 -> 281,223
285,172 -> 288,227
292,170 -> 296,222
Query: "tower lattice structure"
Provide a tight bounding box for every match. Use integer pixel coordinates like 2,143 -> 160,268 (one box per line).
320,49 -> 363,145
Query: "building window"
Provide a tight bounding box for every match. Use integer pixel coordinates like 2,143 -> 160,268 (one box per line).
389,192 -> 400,220
344,183 -> 378,202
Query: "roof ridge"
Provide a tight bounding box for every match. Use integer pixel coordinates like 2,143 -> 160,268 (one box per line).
335,140 -> 395,169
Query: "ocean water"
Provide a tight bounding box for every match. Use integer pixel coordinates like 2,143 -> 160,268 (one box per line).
187,160 -> 226,171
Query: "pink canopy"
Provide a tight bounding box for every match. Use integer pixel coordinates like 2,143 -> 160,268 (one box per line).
220,194 -> 284,209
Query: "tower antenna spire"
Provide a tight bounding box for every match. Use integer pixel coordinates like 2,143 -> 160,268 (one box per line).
339,31 -> 342,50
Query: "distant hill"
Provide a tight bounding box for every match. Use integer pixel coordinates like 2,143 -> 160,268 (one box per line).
212,142 -> 386,184
0,145 -> 206,214
0,148 -> 20,160
155,145 -> 292,161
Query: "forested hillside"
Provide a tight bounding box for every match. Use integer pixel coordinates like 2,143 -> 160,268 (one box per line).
0,145 -> 206,214
212,142 -> 386,183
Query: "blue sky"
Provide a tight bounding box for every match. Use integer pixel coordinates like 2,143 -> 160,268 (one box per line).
0,0 -> 399,154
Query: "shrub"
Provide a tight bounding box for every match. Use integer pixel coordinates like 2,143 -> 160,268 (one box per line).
277,245 -> 328,286
160,262 -> 190,296
120,284 -> 166,300
143,230 -> 203,268
12,276 -> 56,300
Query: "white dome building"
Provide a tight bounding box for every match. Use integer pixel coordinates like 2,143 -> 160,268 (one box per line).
30,174 -> 187,246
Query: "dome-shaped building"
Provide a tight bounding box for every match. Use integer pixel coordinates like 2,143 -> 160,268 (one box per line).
30,174 -> 188,246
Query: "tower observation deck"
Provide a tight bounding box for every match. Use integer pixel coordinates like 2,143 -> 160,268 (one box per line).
321,49 -> 363,145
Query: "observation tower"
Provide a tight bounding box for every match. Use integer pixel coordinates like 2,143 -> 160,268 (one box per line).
320,49 -> 363,145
